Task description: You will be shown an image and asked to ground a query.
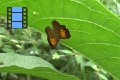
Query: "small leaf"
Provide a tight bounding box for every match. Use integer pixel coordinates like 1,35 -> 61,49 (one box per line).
99,73 -> 108,80
58,50 -> 74,55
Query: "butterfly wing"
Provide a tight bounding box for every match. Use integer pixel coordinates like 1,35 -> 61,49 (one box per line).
52,20 -> 71,39
52,20 -> 60,28
52,20 -> 60,34
45,26 -> 59,49
58,25 -> 71,39
47,36 -> 59,49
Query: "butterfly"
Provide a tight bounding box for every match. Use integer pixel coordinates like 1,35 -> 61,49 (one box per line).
45,20 -> 71,49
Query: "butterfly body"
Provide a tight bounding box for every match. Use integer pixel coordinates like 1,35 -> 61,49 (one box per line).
45,20 -> 71,49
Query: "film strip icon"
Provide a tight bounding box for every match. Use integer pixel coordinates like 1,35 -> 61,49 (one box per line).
7,7 -> 28,29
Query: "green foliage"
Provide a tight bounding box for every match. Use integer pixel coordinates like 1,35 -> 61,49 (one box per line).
0,0 -> 120,80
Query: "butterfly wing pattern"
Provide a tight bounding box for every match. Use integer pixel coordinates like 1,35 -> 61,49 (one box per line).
45,26 -> 59,49
45,20 -> 71,49
52,20 -> 71,39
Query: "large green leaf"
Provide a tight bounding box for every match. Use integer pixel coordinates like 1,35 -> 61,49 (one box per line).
0,0 -> 120,80
0,53 -> 79,80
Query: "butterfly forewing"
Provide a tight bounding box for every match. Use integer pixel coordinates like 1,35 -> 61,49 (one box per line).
52,20 -> 71,39
45,27 -> 52,36
52,20 -> 59,28
47,36 -> 59,49
45,27 -> 59,49
59,25 -> 71,39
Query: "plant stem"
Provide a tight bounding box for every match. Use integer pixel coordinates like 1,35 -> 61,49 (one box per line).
27,74 -> 31,80
75,55 -> 87,80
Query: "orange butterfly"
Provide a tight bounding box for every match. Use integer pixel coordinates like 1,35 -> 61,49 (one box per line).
45,20 -> 71,49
